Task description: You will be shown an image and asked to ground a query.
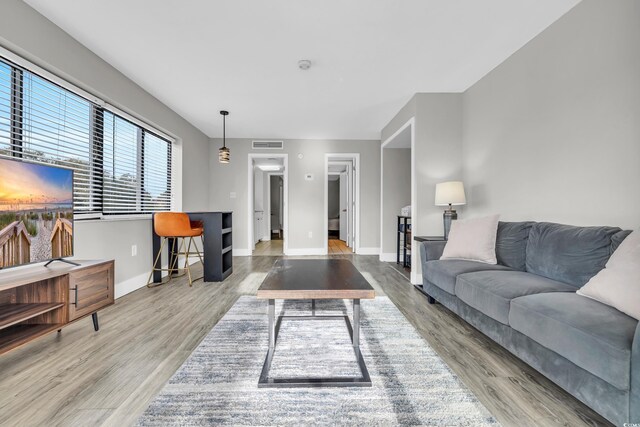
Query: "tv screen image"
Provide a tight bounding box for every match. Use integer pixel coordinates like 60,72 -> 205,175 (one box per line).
0,157 -> 74,268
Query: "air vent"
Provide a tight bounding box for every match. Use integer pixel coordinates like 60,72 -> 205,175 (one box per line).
252,140 -> 283,149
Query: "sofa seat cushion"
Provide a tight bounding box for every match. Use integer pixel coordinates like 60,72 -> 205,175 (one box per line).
455,271 -> 575,325
423,260 -> 511,295
510,293 -> 638,390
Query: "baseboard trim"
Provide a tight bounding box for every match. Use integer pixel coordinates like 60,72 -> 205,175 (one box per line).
357,247 -> 380,255
379,252 -> 396,262
115,257 -> 200,299
233,249 -> 251,256
115,271 -> 150,299
284,247 -> 326,256
411,270 -> 422,285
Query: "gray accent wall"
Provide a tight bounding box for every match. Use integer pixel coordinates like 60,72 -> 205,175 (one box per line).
463,0 -> 640,229
327,179 -> 340,220
414,94 -> 464,236
209,138 -> 380,253
381,148 -> 410,256
0,0 -> 211,294
270,175 -> 283,232
381,94 -> 463,283
382,94 -> 464,237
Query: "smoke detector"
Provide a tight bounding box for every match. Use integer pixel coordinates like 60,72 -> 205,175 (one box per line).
298,59 -> 312,70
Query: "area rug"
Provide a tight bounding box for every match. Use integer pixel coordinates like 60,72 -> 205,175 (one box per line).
137,296 -> 499,426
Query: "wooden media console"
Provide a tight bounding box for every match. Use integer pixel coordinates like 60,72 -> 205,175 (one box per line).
0,259 -> 114,355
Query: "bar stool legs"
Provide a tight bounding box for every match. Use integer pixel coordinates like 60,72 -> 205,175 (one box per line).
146,236 -> 204,287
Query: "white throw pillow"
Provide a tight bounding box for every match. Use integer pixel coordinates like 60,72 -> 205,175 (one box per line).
440,214 -> 500,264
577,230 -> 640,320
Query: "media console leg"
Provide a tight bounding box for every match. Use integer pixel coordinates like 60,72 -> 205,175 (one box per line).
92,312 -> 99,331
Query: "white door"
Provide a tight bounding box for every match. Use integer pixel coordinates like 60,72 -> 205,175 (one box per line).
254,211 -> 263,244
339,173 -> 348,241
346,165 -> 353,247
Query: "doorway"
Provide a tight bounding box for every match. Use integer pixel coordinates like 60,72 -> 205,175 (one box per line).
248,154 -> 288,256
380,118 -> 416,283
327,168 -> 352,254
324,154 -> 359,255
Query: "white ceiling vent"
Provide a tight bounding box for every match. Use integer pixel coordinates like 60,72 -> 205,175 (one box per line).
252,140 -> 283,150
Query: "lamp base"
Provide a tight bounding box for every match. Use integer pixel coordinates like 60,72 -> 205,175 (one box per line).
443,209 -> 458,241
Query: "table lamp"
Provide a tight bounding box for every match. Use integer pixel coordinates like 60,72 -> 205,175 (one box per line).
435,181 -> 466,240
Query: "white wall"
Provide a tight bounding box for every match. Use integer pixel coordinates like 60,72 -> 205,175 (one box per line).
0,0 -> 211,296
209,138 -> 380,254
254,168 -> 264,212
463,0 -> 640,229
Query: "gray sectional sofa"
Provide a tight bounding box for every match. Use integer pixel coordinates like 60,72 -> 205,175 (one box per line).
419,221 -> 638,426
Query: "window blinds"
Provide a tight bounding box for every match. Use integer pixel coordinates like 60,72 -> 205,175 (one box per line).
0,56 -> 172,215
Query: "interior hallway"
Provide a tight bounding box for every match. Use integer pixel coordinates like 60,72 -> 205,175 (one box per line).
328,238 -> 352,255
253,240 -> 283,256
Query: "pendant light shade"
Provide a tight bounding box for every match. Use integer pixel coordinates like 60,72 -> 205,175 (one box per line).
218,110 -> 230,164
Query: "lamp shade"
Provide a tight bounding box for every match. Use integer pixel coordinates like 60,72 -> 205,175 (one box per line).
435,181 -> 466,206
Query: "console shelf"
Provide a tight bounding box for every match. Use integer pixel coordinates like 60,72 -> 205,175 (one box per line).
0,303 -> 64,330
0,323 -> 64,351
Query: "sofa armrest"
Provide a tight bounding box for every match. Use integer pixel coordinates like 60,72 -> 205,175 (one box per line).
631,322 -> 640,423
419,241 -> 447,264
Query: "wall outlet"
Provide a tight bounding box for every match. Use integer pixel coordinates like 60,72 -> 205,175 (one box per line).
305,173 -> 313,181
230,192 -> 237,199
308,231 -> 313,238
131,244 -> 137,256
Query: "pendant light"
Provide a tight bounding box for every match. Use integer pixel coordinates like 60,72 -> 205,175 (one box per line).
218,110 -> 230,163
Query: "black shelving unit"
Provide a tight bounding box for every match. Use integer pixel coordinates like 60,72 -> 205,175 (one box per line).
151,211 -> 233,283
397,215 -> 411,267
219,212 -> 233,280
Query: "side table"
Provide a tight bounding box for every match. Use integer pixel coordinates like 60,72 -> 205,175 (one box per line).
413,236 -> 446,303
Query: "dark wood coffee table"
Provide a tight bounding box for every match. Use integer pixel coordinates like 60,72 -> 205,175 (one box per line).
256,259 -> 375,388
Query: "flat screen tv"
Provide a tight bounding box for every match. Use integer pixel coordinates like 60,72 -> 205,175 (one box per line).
0,157 -> 74,269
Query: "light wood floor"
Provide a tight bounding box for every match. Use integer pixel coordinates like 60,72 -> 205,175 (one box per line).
0,255 -> 610,427
328,238 -> 353,254
253,239 -> 283,256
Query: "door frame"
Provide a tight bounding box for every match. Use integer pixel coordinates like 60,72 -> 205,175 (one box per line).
324,153 -> 360,254
247,153 -> 288,255
380,117 -> 417,283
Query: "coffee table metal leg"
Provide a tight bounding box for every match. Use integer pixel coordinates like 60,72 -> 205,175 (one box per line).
259,298 -> 371,388
353,299 -> 360,347
268,299 -> 275,349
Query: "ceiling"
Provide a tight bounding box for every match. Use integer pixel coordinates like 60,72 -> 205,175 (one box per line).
24,0 -> 579,140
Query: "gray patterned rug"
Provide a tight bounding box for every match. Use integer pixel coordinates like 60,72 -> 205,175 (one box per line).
137,296 -> 498,426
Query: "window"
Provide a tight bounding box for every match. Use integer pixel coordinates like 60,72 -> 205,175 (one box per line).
0,62 -> 11,152
0,56 -> 172,216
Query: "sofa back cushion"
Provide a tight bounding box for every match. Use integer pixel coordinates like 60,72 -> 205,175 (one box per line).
496,221 -> 534,271
525,222 -> 621,287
